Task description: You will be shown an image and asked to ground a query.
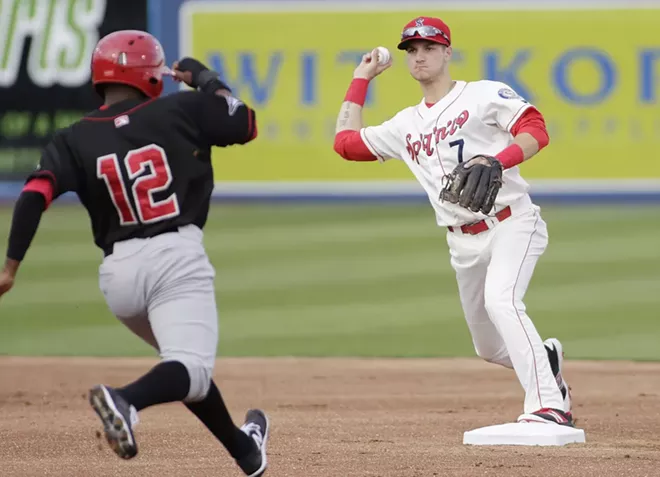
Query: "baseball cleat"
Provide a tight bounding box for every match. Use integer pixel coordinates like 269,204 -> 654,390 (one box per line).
544,338 -> 572,414
517,408 -> 574,427
89,384 -> 139,459
237,409 -> 270,477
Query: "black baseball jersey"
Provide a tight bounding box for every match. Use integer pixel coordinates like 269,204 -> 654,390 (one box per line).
29,91 -> 256,253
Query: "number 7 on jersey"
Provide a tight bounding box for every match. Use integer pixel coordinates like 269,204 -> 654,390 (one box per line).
449,139 -> 465,163
96,144 -> 180,225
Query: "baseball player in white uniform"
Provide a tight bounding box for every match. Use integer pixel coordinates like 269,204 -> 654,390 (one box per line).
333,16 -> 573,426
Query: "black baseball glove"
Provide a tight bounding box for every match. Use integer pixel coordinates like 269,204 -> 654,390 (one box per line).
439,155 -> 503,215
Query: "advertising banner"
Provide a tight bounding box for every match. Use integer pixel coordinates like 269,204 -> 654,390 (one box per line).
179,1 -> 660,183
0,0 -> 147,180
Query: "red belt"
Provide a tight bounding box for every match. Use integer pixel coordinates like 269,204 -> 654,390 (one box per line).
448,206 -> 512,235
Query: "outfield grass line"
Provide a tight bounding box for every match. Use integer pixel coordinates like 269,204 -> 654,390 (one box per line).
24,213 -> 91,232
212,242 -> 445,270
532,264 -> 659,290
537,205 -> 659,222
0,324 -> 153,357
21,226 -> 442,265
546,234 -> 660,260
544,250 -> 660,266
564,333 -> 660,360
207,232 -> 444,256
11,252 -> 454,301
19,228 -> 659,267
16,244 -> 102,263
214,254 -> 451,292
209,204 -> 433,226
528,278 -> 660,312
1,295 -> 463,350
204,223 -> 439,253
215,236 -> 656,272
0,204 -> 657,359
219,296 -> 462,338
10,259 -> 657,311
2,279 -> 104,307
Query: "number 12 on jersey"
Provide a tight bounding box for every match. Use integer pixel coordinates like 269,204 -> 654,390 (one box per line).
96,144 -> 180,226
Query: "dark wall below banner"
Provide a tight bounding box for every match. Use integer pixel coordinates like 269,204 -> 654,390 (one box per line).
0,0 -> 147,181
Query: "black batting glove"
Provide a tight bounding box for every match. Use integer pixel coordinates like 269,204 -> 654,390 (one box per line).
176,57 -> 232,94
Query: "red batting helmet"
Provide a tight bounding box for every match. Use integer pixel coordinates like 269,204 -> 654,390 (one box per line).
397,17 -> 451,50
91,30 -> 168,98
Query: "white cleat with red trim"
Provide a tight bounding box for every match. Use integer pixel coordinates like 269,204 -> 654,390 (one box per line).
517,407 -> 574,427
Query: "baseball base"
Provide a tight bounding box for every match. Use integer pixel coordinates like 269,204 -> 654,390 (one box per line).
463,422 -> 586,446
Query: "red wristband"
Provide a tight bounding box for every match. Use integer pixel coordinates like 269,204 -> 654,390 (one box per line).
344,78 -> 370,106
496,144 -> 525,169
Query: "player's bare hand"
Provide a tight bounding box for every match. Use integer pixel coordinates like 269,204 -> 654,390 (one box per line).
0,269 -> 15,299
353,48 -> 392,81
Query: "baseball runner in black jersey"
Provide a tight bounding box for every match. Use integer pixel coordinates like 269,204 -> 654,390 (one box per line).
0,30 -> 269,476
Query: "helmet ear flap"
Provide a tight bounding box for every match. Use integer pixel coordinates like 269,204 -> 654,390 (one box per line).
94,83 -> 107,100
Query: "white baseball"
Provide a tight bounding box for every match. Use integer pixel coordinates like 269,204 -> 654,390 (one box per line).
375,46 -> 391,66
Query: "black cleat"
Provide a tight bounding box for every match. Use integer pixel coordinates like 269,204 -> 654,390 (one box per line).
544,338 -> 572,413
89,385 -> 139,459
237,409 -> 270,477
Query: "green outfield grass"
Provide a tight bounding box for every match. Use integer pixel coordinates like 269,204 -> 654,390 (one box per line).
0,202 -> 658,360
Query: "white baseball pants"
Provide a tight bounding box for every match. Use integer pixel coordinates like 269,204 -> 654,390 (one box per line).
446,197 -> 564,414
98,224 -> 218,402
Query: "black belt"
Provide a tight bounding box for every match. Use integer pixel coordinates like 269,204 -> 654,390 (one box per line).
103,226 -> 181,257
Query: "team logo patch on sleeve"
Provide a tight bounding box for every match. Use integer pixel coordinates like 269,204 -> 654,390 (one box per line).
114,115 -> 130,128
498,88 -> 526,101
225,95 -> 244,116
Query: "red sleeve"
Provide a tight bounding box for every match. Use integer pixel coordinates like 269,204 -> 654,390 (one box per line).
333,130 -> 377,162
247,108 -> 258,141
22,177 -> 54,208
510,108 -> 549,149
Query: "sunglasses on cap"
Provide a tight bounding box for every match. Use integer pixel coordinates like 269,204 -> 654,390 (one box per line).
401,25 -> 450,44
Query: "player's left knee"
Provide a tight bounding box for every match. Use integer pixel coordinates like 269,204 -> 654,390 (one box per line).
475,345 -> 512,367
178,359 -> 213,402
484,288 -> 524,319
474,345 -> 498,362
